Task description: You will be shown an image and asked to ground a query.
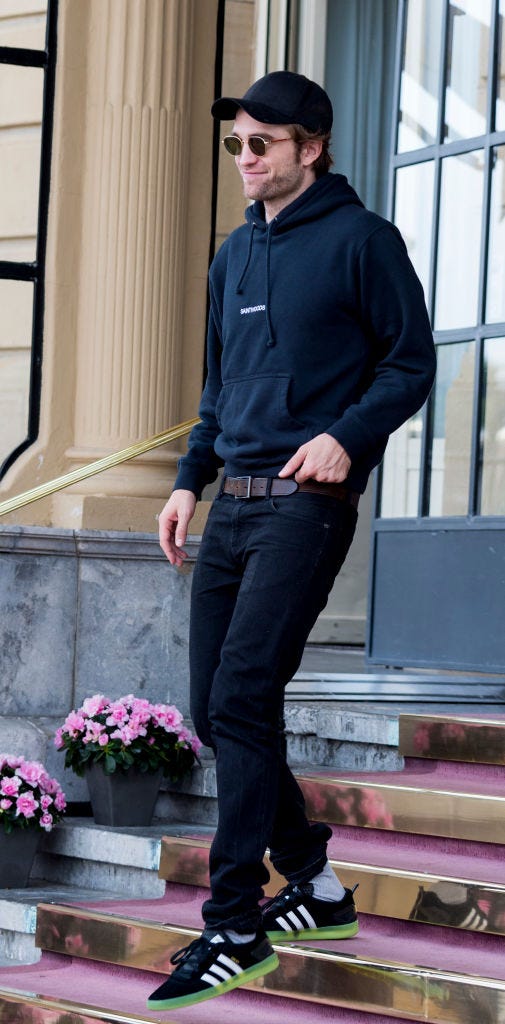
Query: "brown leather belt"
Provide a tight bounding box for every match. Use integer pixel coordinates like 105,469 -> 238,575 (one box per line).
222,475 -> 360,508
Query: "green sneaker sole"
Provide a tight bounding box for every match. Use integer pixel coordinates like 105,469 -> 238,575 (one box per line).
266,919 -> 359,942
146,952 -> 279,1010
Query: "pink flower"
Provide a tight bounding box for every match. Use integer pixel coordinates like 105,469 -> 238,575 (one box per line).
84,721 -> 106,743
106,703 -> 128,726
82,694 -> 108,717
98,734 -> 108,747
63,711 -> 86,735
1,777 -> 21,797
40,774 -> 59,795
190,735 -> 202,755
16,792 -> 39,818
54,728 -> 64,749
0,798 -> 12,810
54,790 -> 66,812
5,755 -> 23,770
17,760 -> 45,786
40,794 -> 53,810
40,812 -> 54,831
153,704 -> 183,731
128,715 -> 147,738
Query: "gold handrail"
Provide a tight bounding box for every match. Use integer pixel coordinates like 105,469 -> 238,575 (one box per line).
0,417 -> 200,517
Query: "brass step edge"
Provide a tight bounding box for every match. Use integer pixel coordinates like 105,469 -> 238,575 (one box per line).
33,904 -> 505,1023
0,988 -> 148,1024
159,836 -> 505,936
399,713 -> 505,764
298,775 -> 505,844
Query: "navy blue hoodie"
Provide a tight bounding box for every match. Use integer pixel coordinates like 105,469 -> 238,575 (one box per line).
175,173 -> 436,497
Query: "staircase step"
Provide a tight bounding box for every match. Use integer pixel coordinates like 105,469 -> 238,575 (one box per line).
31,899 -> 505,1021
0,880 -> 139,966
32,819 -> 169,898
299,760 -> 505,843
0,955 -> 414,1024
400,713 -> 505,764
158,831 -> 505,935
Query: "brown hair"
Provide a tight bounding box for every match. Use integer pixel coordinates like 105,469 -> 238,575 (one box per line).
289,124 -> 333,177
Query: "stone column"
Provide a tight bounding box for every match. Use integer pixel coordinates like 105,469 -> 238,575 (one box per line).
52,0 -> 216,530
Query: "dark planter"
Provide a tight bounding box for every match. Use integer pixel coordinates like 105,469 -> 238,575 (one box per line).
85,763 -> 163,826
0,827 -> 40,887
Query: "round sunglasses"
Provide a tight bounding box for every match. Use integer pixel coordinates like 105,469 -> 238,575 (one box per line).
222,134 -> 294,157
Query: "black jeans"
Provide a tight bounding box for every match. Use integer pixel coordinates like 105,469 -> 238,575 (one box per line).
189,490 -> 358,933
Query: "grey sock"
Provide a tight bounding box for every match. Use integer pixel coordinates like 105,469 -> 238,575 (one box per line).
224,929 -> 256,944
310,861 -> 346,903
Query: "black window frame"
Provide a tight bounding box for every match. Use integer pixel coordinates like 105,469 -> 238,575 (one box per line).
380,0 -> 505,520
0,0 -> 58,479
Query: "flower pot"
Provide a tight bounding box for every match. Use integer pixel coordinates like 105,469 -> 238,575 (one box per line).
85,763 -> 163,826
0,827 -> 40,887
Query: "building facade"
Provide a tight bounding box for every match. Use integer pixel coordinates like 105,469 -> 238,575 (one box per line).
1,0 -> 504,690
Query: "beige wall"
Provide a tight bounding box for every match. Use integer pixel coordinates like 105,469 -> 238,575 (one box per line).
0,0 -> 218,531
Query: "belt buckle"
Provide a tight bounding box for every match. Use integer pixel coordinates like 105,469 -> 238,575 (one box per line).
235,476 -> 252,499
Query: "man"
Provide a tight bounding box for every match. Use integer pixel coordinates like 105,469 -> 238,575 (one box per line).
148,71 -> 436,1011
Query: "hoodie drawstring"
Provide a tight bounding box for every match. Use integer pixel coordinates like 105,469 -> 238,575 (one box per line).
235,223 -> 256,294
265,225 -> 276,348
235,219 -> 276,348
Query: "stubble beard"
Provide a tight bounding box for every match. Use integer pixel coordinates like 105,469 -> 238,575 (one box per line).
241,154 -> 306,206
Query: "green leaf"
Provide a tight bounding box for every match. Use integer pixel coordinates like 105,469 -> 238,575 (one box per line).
105,754 -> 117,774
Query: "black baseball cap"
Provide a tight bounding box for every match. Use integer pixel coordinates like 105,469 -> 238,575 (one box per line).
211,71 -> 333,133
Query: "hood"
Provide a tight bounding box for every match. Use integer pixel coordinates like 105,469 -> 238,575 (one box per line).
245,171 -> 363,232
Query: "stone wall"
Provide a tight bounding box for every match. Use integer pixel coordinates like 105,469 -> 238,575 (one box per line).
0,525 -> 199,798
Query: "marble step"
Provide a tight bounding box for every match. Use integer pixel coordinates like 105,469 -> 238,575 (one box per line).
399,712 -> 505,764
0,881 -> 130,966
299,759 -> 505,844
29,895 -> 505,1022
31,820 -> 169,898
159,829 -> 505,936
161,756 -> 505,843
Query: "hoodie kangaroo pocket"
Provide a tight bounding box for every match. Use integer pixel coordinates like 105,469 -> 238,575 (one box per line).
215,374 -> 309,458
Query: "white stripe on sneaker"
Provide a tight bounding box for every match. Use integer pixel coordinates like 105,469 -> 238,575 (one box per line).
206,963 -> 234,982
286,910 -> 304,930
201,972 -> 224,987
297,905 -> 317,929
217,953 -> 244,975
276,915 -> 293,932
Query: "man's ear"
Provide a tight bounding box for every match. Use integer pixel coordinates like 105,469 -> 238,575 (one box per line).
300,139 -> 323,168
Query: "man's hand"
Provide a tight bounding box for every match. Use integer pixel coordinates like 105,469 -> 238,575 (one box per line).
278,433 -> 351,484
158,489 -> 197,566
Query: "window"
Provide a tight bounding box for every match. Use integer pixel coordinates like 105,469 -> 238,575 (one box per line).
380,0 -> 505,518
0,1 -> 57,477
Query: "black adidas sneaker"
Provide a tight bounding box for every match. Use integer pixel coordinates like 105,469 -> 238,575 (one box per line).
262,882 -> 359,941
146,928 -> 279,1010
409,886 -> 488,930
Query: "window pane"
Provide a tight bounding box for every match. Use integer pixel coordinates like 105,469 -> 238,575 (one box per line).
0,64 -> 44,261
0,3 -> 47,50
434,151 -> 484,330
480,337 -> 505,515
398,0 -> 444,153
380,412 -> 424,517
444,0 -> 491,143
496,0 -> 505,130
394,161 -> 434,297
486,146 -> 505,323
0,279 -> 34,468
428,341 -> 475,516
0,64 -> 44,128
